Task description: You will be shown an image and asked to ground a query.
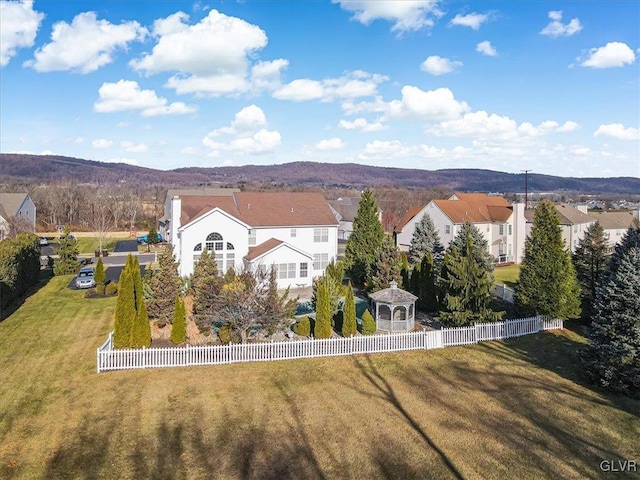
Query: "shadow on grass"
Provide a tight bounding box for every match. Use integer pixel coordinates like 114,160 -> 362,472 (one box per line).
0,271 -> 53,323
351,356 -> 464,480
394,330 -> 639,479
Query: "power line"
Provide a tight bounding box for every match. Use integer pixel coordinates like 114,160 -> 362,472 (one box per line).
521,170 -> 532,209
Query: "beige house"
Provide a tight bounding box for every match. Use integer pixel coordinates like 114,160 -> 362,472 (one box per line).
587,210 -> 637,250
0,193 -> 36,240
525,203 -> 595,253
394,193 -> 527,264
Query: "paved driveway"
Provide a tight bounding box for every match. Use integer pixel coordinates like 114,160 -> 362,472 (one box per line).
113,240 -> 138,253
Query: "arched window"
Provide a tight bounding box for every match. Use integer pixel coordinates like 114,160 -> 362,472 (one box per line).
193,243 -> 202,252
226,242 -> 234,250
206,232 -> 223,251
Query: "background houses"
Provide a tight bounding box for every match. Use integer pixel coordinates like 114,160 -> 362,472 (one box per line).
0,193 -> 36,240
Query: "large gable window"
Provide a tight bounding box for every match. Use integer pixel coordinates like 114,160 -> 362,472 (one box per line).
202,233 -> 235,273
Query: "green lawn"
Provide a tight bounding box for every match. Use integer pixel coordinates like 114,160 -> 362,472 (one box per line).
75,237 -> 130,255
0,277 -> 638,479
494,264 -> 520,289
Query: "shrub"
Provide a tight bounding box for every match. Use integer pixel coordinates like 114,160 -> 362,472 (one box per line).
218,323 -> 240,344
293,316 -> 311,336
94,257 -> 106,295
170,295 -> 187,344
84,288 -> 96,298
361,309 -> 376,335
105,281 -> 118,296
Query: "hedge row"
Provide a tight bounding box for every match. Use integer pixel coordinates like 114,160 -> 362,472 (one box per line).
0,233 -> 41,312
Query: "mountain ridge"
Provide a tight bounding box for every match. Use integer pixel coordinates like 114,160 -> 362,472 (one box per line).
1,153 -> 638,194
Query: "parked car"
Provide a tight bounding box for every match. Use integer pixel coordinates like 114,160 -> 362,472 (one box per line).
137,233 -> 163,244
75,266 -> 96,289
39,237 -> 49,246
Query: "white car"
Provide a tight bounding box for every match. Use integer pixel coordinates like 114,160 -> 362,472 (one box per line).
75,266 -> 96,289
39,237 -> 49,246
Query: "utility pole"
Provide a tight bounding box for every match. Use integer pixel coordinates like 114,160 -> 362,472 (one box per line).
521,170 -> 532,209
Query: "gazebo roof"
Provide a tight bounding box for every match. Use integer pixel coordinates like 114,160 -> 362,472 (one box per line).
369,281 -> 418,304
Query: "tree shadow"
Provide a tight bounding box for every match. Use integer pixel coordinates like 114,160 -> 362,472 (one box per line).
0,273 -> 52,322
350,355 -> 465,480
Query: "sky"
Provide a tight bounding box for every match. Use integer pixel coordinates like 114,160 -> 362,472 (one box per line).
1,1 -> 639,178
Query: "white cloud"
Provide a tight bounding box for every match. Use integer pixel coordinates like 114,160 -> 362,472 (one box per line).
130,10 -> 272,96
24,11 -> 146,73
120,141 -> 148,153
202,105 -> 281,155
476,40 -> 497,57
579,42 -> 636,68
540,11 -> 583,38
358,140 -> 446,161
429,111 -> 580,140
74,137 -> 84,144
449,12 -> 490,30
94,80 -> 197,117
179,146 -> 199,155
0,0 -> 44,67
332,0 -> 443,33
92,139 -> 113,149
384,86 -> 470,122
420,55 -> 462,75
273,71 -> 387,102
338,117 -> 386,132
315,137 -> 346,151
594,123 -> 640,140
250,58 -> 289,91
556,121 -> 580,132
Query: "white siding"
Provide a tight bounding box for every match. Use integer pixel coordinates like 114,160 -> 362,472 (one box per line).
248,246 -> 314,289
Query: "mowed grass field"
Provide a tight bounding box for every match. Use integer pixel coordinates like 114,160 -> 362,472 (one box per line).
494,264 -> 521,289
1,277 -> 638,479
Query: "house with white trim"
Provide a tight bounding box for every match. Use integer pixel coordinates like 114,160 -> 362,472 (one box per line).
168,191 -> 338,288
394,193 -> 527,264
586,210 -> 636,250
525,203 -> 594,253
328,196 -> 382,241
0,193 -> 36,240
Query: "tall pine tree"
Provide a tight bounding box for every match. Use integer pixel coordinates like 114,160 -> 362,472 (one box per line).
448,222 -> 494,274
369,234 -> 402,292
170,295 -> 187,344
580,243 -> 640,398
409,213 -> 444,267
573,221 -> 610,320
190,250 -> 224,335
94,256 -> 106,295
314,277 -> 333,338
130,255 -> 151,347
515,201 -> 581,319
342,282 -> 357,337
344,189 -> 384,285
418,253 -> 438,312
53,227 -> 79,276
143,243 -> 183,327
439,233 -> 502,327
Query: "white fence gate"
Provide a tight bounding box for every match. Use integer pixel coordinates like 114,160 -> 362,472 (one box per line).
97,316 -> 562,372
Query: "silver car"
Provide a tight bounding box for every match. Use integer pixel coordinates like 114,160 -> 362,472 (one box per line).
75,266 -> 96,289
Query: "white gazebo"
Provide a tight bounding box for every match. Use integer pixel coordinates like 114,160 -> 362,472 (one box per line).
368,281 -> 418,332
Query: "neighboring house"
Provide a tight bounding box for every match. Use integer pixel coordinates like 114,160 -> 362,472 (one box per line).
525,203 -> 595,253
328,196 -> 382,241
0,193 -> 36,241
394,193 -> 527,264
587,210 -> 636,250
168,191 -> 339,288
160,187 -> 240,242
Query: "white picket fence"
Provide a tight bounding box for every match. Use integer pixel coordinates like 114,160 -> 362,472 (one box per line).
97,316 -> 562,372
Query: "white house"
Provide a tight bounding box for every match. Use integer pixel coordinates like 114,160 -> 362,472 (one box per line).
395,193 -> 526,264
0,193 -> 36,240
525,203 -> 595,253
168,191 -> 339,288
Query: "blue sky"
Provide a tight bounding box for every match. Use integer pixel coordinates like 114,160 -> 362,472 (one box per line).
1,0 -> 638,178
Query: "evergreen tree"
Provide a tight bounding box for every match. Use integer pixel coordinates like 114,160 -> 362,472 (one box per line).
261,265 -> 297,327
94,256 -> 106,295
130,256 -> 151,347
438,235 -> 503,327
418,253 -> 438,312
410,263 -> 421,298
342,282 -> 357,337
143,243 -> 183,327
369,234 -> 402,292
170,295 -> 187,344
448,222 -> 494,274
293,316 -> 311,336
607,225 -> 640,275
409,213 -> 445,267
190,250 -> 224,335
515,201 -> 581,319
113,255 -> 135,348
53,227 -> 79,275
344,188 -> 384,285
580,245 -> 640,397
314,277 -> 333,338
311,259 -> 345,316
573,221 -> 610,320
147,225 -> 159,245
400,252 -> 410,290
361,309 -> 376,335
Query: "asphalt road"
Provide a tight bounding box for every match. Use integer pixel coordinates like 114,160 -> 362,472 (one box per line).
113,240 -> 139,253
40,242 -> 59,256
